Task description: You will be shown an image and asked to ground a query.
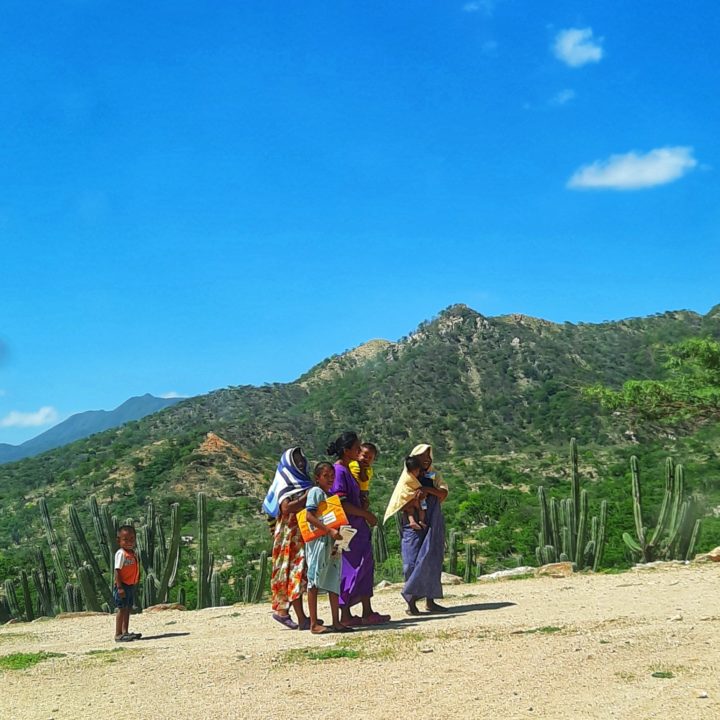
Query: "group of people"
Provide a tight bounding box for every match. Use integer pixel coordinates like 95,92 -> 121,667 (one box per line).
262,431 -> 449,633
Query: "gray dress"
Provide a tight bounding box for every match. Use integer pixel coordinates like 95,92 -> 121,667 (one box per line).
305,486 -> 341,594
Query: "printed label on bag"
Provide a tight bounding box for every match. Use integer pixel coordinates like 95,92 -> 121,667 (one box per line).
321,511 -> 337,525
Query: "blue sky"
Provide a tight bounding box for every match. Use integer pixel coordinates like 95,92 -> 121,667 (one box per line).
1,0 -> 718,444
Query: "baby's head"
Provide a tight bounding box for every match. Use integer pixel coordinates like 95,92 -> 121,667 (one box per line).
358,442 -> 378,468
405,455 -> 423,478
117,525 -> 136,550
314,461 -> 335,493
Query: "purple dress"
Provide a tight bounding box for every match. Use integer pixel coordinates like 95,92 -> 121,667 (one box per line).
331,462 -> 375,608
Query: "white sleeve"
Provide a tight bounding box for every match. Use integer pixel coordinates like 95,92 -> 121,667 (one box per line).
114,549 -> 125,571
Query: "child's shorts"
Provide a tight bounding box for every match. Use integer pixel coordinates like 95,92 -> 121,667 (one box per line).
113,584 -> 135,609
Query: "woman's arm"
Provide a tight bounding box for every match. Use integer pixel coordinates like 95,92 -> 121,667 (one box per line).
305,508 -> 341,539
341,498 -> 377,526
280,491 -> 308,515
421,486 -> 448,502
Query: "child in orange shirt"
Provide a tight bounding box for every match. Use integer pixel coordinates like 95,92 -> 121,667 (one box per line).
114,525 -> 141,642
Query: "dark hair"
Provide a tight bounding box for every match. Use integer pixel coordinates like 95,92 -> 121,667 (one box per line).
326,431 -> 359,458
314,461 -> 335,478
117,524 -> 136,536
405,455 -> 423,473
361,442 -> 379,458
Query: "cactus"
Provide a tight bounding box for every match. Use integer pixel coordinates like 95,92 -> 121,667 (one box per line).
32,568 -> 53,617
156,503 -> 181,603
447,528 -> 460,575
18,570 -> 34,622
177,587 -> 186,607
252,551 -> 268,603
592,501 -> 608,572
4,579 -> 21,619
243,575 -> 252,603
394,512 -> 403,540
69,505 -> 114,606
622,457 -> 701,563
143,570 -> 158,608
76,565 -> 102,612
463,542 -> 476,583
197,492 -> 212,609
372,524 -> 388,564
0,597 -> 11,624
39,498 -> 69,586
210,571 -> 220,607
535,439 -> 608,571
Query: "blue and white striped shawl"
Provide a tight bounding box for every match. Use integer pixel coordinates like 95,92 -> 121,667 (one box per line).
262,447 -> 312,518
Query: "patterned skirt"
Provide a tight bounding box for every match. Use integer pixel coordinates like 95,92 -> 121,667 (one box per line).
270,514 -> 307,612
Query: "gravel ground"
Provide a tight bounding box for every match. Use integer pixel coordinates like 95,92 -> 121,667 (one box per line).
2,563 -> 719,720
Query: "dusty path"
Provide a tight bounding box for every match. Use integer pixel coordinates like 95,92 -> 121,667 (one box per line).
2,563 -> 719,720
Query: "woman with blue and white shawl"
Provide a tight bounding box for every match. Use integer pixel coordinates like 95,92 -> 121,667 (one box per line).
264,447 -> 313,629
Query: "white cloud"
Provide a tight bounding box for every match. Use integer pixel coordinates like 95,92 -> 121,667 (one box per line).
550,88 -> 576,105
0,406 -> 59,428
553,28 -> 603,67
568,146 -> 698,190
463,0 -> 496,15
159,391 -> 185,399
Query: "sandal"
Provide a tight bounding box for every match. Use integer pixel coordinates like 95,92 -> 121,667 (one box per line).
311,625 -> 330,634
115,634 -> 134,642
272,613 -> 299,630
332,625 -> 355,633
129,632 -> 143,640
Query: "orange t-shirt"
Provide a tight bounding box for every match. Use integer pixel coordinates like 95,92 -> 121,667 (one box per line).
114,548 -> 140,586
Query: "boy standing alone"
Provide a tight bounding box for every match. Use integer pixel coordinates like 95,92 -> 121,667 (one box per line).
114,525 -> 141,642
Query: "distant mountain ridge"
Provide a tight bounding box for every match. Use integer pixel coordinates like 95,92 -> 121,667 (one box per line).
0,394 -> 184,464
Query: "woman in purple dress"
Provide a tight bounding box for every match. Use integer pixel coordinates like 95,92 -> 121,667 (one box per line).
328,431 -> 391,627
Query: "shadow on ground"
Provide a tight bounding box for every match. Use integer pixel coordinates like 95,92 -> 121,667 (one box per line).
137,632 -> 191,641
354,601 -> 516,631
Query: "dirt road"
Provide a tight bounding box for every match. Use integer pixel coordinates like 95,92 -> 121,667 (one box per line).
2,563 -> 719,719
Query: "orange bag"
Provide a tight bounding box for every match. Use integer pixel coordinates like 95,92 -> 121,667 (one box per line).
297,494 -> 349,543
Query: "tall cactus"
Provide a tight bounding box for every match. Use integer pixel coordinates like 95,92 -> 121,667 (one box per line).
68,505 -> 114,606
252,551 -> 268,603
76,566 -> 102,612
536,439 -> 608,571
39,498 -> 69,586
210,571 -> 220,607
463,542 -> 476,583
4,579 -> 21,619
197,492 -> 212,609
18,570 -> 34,622
622,457 -> 701,563
156,503 -> 181,603
372,524 -> 388,564
447,528 -> 460,575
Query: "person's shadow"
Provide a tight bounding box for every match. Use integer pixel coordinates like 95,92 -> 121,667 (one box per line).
363,601 -> 516,630
136,632 -> 191,641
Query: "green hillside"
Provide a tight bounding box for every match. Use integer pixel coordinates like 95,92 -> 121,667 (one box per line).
2,303 -> 720,586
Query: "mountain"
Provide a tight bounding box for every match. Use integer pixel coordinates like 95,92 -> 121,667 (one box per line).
2,303 -> 720,570
0,394 -> 184,465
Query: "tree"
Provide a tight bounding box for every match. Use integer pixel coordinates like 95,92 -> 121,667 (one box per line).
584,338 -> 720,423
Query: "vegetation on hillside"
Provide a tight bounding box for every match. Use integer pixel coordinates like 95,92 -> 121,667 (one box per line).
2,303 -> 720,617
